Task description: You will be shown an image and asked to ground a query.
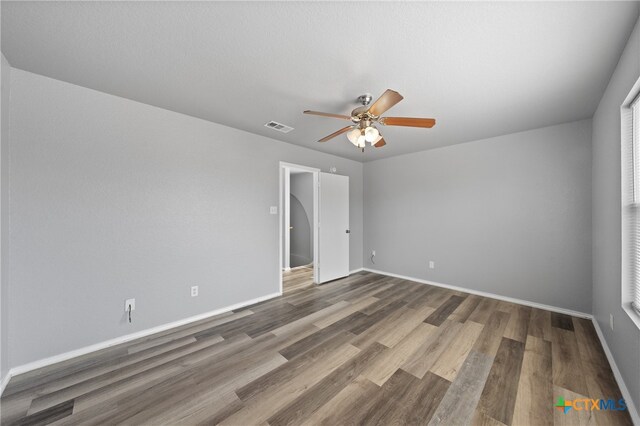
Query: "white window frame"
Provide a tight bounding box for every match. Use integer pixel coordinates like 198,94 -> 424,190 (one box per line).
621,76 -> 640,329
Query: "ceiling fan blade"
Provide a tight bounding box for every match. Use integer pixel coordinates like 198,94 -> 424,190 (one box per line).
367,89 -> 404,117
380,117 -> 436,128
373,137 -> 386,148
318,126 -> 353,142
304,110 -> 352,120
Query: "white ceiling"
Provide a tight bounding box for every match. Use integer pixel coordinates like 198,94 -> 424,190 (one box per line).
2,1 -> 639,162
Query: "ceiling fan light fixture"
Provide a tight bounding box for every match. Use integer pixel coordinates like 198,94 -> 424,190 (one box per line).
364,126 -> 379,143
304,88 -> 436,148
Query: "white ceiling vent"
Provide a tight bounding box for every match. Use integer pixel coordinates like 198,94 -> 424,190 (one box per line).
264,121 -> 294,134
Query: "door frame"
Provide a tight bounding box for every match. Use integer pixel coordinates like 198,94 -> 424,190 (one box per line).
279,162 -> 320,294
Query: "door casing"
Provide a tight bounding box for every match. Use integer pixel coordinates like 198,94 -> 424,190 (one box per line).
279,162 -> 320,294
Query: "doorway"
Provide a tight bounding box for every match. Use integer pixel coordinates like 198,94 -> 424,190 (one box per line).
280,162 -> 319,294
279,162 -> 351,294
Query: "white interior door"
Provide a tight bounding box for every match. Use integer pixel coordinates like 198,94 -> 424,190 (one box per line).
318,172 -> 349,283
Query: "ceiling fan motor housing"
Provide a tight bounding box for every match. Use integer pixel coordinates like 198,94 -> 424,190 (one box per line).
357,94 -> 373,106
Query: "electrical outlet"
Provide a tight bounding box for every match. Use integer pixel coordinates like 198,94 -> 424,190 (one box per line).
125,298 -> 135,312
610,313 -> 614,331
191,286 -> 199,297
270,206 -> 278,214
429,261 -> 435,269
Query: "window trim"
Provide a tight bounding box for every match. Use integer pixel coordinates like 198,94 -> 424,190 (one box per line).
621,76 -> 640,330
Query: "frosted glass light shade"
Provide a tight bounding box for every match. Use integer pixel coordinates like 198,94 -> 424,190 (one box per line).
364,126 -> 379,143
347,128 -> 361,145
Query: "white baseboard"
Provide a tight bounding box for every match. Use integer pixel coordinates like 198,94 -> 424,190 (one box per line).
591,319 -> 640,425
2,291 -> 281,395
349,267 -> 364,274
0,371 -> 11,396
363,268 -> 592,319
290,263 -> 312,271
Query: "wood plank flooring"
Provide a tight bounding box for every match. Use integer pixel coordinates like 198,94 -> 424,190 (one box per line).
283,266 -> 314,294
1,272 -> 631,425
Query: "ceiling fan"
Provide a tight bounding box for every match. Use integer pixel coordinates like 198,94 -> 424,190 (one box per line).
303,89 -> 436,151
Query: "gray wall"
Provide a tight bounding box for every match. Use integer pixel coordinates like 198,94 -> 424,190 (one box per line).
6,68 -> 363,369
290,172 -> 313,267
364,119 -> 593,313
592,14 -> 640,414
1,53 -> 9,382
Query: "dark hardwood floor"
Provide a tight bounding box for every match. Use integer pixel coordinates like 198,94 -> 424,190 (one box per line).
1,272 -> 631,425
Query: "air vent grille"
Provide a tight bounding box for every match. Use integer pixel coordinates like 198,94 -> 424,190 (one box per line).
264,121 -> 294,133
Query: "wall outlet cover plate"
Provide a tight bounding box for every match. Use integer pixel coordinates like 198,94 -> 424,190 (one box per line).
125,298 -> 136,312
